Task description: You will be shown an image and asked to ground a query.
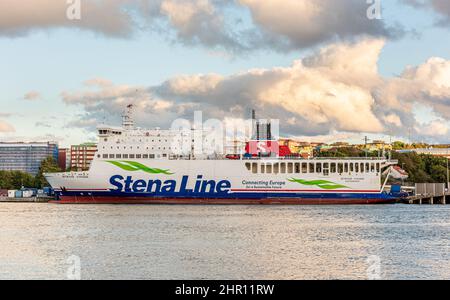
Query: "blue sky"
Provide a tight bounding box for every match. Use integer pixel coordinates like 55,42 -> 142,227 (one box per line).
1,0 -> 450,147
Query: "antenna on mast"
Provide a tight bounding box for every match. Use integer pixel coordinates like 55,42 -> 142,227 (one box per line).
251,109 -> 260,141
364,136 -> 370,158
122,104 -> 134,129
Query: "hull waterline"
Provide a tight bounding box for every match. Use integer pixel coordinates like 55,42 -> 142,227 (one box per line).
51,196 -> 398,205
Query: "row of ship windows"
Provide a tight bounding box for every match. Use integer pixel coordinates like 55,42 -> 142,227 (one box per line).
99,130 -> 122,135
103,146 -> 175,150
103,139 -> 197,144
99,154 -> 168,159
245,162 -> 381,174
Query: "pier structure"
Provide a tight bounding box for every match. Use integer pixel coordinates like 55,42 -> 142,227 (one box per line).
405,183 -> 450,205
0,197 -> 52,203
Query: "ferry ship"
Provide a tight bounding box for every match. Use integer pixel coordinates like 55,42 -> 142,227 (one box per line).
45,106 -> 406,205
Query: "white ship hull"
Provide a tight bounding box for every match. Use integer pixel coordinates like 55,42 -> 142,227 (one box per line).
45,158 -> 401,204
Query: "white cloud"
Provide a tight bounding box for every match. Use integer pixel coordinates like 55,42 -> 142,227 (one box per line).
158,0 -> 238,48
84,78 -> 114,87
35,121 -> 52,128
402,57 -> 450,89
61,78 -> 175,129
0,133 -> 64,143
380,57 -> 450,118
403,0 -> 450,26
239,0 -> 401,50
384,114 -> 403,127
415,120 -> 449,138
0,120 -> 15,132
162,74 -> 224,95
0,0 -> 135,37
154,38 -> 387,134
23,91 -> 41,101
59,39 -> 380,136
59,38 -> 450,143
0,0 -> 399,53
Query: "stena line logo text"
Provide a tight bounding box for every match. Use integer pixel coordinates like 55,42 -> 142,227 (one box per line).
109,175 -> 231,194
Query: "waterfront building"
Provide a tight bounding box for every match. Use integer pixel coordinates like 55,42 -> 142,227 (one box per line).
70,143 -> 97,171
0,142 -> 58,175
331,142 -> 350,148
278,139 -> 316,158
57,148 -> 69,171
360,140 -> 393,152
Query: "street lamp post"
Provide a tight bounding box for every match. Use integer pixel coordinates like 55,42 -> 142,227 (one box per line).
402,163 -> 405,186
447,157 -> 449,189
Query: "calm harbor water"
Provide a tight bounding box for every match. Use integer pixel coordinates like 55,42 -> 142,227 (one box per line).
1,203 -> 450,280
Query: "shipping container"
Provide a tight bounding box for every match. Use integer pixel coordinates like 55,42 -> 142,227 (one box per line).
22,188 -> 38,197
14,190 -> 23,198
8,190 -> 17,198
43,187 -> 51,195
22,190 -> 34,198
0,189 -> 8,197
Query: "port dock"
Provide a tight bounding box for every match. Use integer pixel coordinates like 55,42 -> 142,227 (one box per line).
402,183 -> 450,205
404,194 -> 450,205
0,197 -> 53,203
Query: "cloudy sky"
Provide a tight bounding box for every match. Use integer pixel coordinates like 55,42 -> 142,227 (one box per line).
1,0 -> 450,147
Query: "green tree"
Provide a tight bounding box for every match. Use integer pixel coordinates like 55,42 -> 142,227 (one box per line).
392,141 -> 406,150
0,171 -> 12,189
0,170 -> 36,189
430,164 -> 448,183
392,152 -> 449,183
34,157 -> 61,188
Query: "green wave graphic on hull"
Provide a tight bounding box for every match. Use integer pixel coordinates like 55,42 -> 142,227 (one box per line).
288,178 -> 349,190
106,161 -> 174,175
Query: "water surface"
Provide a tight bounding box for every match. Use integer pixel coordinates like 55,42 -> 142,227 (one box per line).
1,203 -> 449,279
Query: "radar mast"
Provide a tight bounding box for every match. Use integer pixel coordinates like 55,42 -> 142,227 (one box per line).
122,104 -> 134,129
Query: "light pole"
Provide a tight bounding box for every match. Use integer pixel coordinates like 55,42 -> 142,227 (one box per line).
402,163 -> 405,186
364,136 -> 369,158
447,157 -> 449,189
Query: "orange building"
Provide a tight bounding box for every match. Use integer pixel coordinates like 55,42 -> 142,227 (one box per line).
70,143 -> 97,171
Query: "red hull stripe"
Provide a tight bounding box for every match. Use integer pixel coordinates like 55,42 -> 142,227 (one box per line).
52,196 -> 396,205
56,188 -> 380,193
231,189 -> 380,193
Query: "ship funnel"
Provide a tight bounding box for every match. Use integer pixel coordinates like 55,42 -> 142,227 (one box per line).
250,109 -> 274,141
251,109 -> 259,140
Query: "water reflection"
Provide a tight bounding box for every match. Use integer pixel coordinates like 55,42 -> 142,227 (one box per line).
1,204 -> 450,279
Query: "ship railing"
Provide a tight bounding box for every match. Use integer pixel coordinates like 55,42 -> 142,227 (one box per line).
167,154 -> 398,164
241,156 -> 393,161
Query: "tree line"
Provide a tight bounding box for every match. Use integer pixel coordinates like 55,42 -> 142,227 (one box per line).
0,157 -> 61,190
